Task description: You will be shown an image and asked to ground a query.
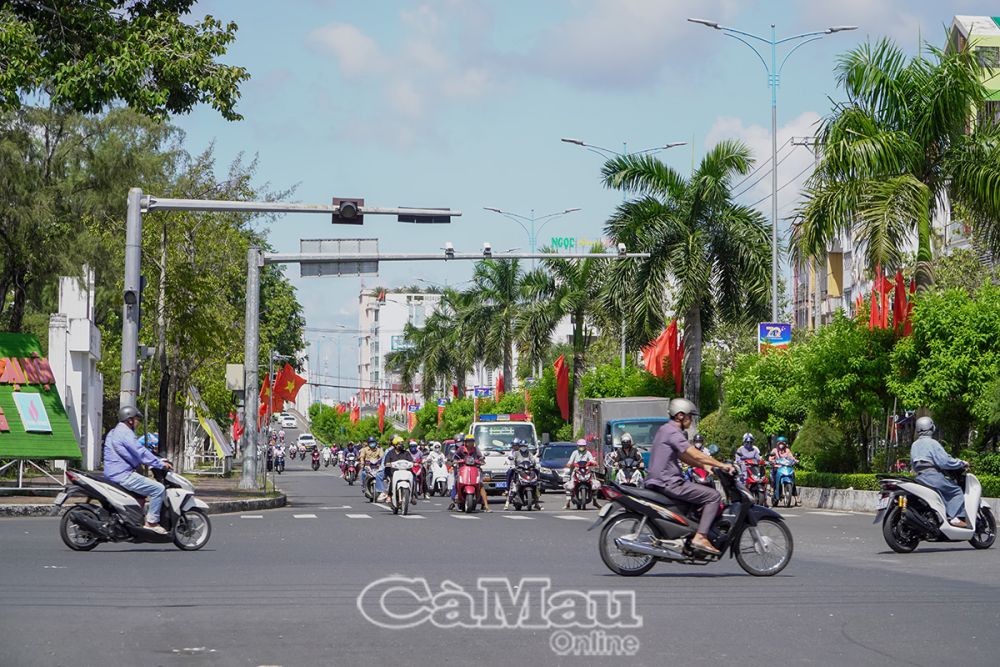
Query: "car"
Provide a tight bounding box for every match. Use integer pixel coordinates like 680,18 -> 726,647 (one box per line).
296,433 -> 317,450
538,442 -> 577,491
280,415 -> 296,428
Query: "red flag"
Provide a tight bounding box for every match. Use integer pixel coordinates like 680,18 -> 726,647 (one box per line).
496,373 -> 505,398
892,271 -> 906,331
273,363 -> 307,402
259,373 -> 272,404
378,402 -> 386,433
553,355 -> 570,421
642,324 -> 672,379
350,406 -> 360,424
869,283 -> 879,330
452,384 -> 459,398
336,403 -> 346,414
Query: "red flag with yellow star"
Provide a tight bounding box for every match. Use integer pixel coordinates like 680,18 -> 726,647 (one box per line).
273,363 -> 306,402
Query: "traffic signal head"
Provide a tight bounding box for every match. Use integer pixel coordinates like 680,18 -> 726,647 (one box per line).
332,197 -> 364,225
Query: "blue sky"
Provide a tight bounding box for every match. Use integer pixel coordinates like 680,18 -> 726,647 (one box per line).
173,0 -> 992,380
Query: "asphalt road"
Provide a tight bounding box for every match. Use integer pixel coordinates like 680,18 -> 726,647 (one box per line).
2,433 -> 999,666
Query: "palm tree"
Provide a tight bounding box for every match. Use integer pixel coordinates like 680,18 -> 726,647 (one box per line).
794,39 -> 1000,287
464,259 -> 524,386
602,140 -> 771,408
518,249 -> 609,430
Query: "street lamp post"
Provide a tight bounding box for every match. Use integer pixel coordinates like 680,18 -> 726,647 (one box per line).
688,18 -> 856,322
561,138 -> 687,368
481,207 -> 581,268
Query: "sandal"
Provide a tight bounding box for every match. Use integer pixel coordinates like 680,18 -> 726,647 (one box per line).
690,540 -> 721,556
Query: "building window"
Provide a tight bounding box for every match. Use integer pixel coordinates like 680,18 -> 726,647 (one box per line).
978,100 -> 1000,129
976,46 -> 999,68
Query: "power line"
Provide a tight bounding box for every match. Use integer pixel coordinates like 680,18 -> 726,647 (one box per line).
747,161 -> 816,209
733,144 -> 801,200
730,138 -> 794,192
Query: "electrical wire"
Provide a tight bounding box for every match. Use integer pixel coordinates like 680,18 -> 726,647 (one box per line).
747,161 -> 816,209
733,145 -> 801,200
729,137 -> 795,192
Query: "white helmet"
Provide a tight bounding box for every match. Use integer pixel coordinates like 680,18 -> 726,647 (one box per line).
668,397 -> 698,419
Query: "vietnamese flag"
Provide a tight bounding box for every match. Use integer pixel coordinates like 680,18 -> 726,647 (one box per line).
259,373 -> 272,404
378,402 -> 386,433
642,325 -> 671,379
274,363 -> 306,402
553,355 -> 570,422
350,406 -> 360,424
892,271 -> 906,332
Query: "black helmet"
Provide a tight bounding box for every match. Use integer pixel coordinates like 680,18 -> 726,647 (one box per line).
692,433 -> 705,444
118,405 -> 141,422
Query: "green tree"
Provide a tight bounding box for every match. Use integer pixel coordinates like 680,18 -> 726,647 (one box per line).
794,39 -> 1000,288
0,0 -> 248,120
725,350 -> 806,437
602,141 -> 771,413
464,259 -> 524,385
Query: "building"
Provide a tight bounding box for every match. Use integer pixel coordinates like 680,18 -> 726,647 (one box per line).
357,289 -> 443,396
791,15 -> 999,329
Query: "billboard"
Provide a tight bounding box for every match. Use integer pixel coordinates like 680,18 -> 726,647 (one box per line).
758,323 -> 792,352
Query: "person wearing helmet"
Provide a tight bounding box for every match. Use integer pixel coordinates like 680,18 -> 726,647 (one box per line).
358,437 -> 383,494
102,406 -> 172,534
910,416 -> 969,527
645,397 -> 734,556
564,439 -> 600,509
382,435 -> 416,505
735,433 -> 761,483
504,438 -> 539,510
608,433 -> 645,480
449,434 -> 489,511
767,436 -> 798,504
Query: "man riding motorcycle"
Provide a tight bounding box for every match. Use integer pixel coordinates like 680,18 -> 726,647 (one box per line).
607,433 -> 645,484
767,436 -> 797,505
563,439 -> 600,510
735,433 -> 761,483
644,398 -> 734,556
910,416 -> 970,528
503,438 -> 539,511
358,437 -> 382,490
381,436 -> 416,506
102,406 -> 172,534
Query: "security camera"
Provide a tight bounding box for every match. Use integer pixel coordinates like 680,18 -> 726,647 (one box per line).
617,242 -> 626,257
483,242 -> 492,258
444,242 -> 455,259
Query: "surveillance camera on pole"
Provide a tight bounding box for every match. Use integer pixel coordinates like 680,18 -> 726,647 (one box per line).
617,243 -> 627,257
444,242 -> 455,259
483,242 -> 492,258
332,197 -> 364,225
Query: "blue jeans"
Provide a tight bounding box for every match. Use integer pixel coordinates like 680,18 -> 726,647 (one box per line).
375,468 -> 386,494
916,470 -> 966,520
116,471 -> 166,524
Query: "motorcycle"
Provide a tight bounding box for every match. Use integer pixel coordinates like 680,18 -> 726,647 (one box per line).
299,448 -> 306,461
322,447 -> 331,467
615,456 -> 645,488
428,458 -> 449,497
363,462 -> 377,502
741,458 -> 770,506
455,456 -> 483,513
510,459 -> 541,511
874,469 -> 997,553
590,465 -> 793,577
311,449 -> 321,471
274,452 -> 285,474
55,464 -> 212,551
288,444 -> 298,460
345,453 -> 358,485
388,460 -> 415,516
411,460 -> 425,498
772,458 -> 798,508
568,461 -> 596,510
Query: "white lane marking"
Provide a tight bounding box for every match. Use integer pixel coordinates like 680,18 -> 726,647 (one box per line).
808,511 -> 855,516
346,513 -> 371,519
778,513 -> 799,517
554,514 -> 591,521
240,515 -> 263,519
293,514 -> 318,519
503,515 -> 534,520
451,515 -> 480,520
319,506 -> 352,510
400,515 -> 426,519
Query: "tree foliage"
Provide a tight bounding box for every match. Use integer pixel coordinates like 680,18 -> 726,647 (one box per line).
0,0 -> 248,120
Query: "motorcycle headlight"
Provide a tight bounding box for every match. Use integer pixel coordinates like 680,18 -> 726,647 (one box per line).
540,467 -> 552,474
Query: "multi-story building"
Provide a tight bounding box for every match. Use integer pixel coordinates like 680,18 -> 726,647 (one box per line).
791,15 -> 999,329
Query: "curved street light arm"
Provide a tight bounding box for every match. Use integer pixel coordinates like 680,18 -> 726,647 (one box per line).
779,36 -> 824,74
497,212 -> 531,237
535,210 -> 579,237
715,24 -> 771,44
722,32 -> 771,74
775,30 -> 831,45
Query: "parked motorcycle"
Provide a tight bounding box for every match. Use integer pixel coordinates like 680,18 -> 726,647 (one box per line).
568,461 -> 596,510
510,459 -> 542,511
590,466 -> 793,577
345,453 -> 358,485
311,449 -> 321,471
455,456 -> 483,513
772,458 -> 798,508
56,464 -> 212,551
874,470 -> 996,553
743,458 -> 770,507
388,460 -> 415,516
615,456 -> 645,488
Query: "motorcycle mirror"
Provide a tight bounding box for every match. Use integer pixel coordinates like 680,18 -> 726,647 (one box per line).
707,444 -> 719,456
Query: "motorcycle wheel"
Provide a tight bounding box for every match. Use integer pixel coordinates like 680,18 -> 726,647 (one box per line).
782,482 -> 793,508
882,505 -> 920,553
401,489 -> 411,517
735,517 -> 793,576
575,486 -> 587,511
464,493 -> 476,514
60,505 -> 101,551
598,511 -> 656,577
970,507 -> 996,550
173,509 -> 212,551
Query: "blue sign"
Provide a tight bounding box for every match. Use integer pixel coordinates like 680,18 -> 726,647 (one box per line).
474,386 -> 492,398
437,398 -> 447,407
407,404 -> 420,412
12,392 -> 53,433
758,323 -> 792,352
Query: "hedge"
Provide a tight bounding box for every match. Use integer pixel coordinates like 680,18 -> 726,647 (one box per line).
797,471 -> 1000,498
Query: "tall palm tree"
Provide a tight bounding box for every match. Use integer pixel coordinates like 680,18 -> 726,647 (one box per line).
794,39 -> 1000,286
602,140 -> 771,408
464,259 -> 524,385
518,248 -> 609,430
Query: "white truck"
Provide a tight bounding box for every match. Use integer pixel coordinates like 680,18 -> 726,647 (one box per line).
469,414 -> 538,495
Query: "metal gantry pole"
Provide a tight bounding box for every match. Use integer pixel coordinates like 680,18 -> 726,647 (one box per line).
240,247 -> 262,490
770,24 -> 780,322
120,188 -> 143,408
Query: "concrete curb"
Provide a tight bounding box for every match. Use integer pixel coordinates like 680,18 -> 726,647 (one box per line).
795,486 -> 1000,515
0,493 -> 286,518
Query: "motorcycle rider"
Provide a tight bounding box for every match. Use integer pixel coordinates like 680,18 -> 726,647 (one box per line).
102,406 -> 172,534
383,436 -> 416,506
608,433 -> 644,483
426,442 -> 447,493
910,416 -> 969,528
504,438 -> 539,510
449,434 -> 489,512
408,441 -> 426,498
564,439 -> 600,510
358,436 -> 382,490
735,433 -> 761,483
767,436 -> 798,505
645,398 -> 734,556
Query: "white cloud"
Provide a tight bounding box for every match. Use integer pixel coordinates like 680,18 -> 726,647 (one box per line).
306,23 -> 387,78
798,0 -> 932,46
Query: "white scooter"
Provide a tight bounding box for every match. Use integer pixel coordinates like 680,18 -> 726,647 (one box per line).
388,460 -> 415,516
875,469 -> 996,552
321,447 -> 331,467
428,458 -> 450,497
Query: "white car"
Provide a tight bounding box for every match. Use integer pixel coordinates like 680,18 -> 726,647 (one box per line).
296,433 -> 316,450
280,415 -> 296,428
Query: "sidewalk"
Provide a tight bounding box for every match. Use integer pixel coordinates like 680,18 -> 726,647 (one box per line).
0,473 -> 285,517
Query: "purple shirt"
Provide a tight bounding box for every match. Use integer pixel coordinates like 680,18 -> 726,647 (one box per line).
103,422 -> 163,482
645,421 -> 690,489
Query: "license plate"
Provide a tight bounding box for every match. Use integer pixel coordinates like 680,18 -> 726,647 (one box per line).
53,492 -> 68,506
876,496 -> 890,511
494,482 -> 507,489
